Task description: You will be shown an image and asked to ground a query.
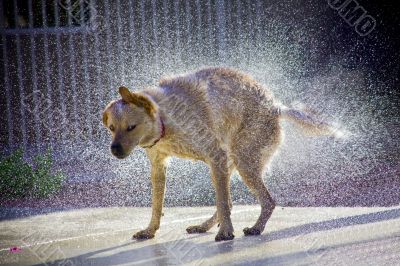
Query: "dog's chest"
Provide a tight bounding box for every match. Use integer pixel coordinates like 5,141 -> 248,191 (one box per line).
156,138 -> 207,161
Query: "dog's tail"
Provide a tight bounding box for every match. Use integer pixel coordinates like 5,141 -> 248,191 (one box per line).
277,103 -> 348,138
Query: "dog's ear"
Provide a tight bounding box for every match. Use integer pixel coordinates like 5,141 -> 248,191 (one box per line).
119,86 -> 134,103
118,86 -> 158,119
102,111 -> 108,127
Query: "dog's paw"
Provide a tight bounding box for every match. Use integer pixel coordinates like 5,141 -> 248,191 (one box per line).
132,229 -> 155,240
215,230 -> 235,241
186,225 -> 208,234
243,227 -> 261,236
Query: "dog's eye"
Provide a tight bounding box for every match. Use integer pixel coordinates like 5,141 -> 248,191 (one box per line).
109,125 -> 115,132
127,125 -> 136,132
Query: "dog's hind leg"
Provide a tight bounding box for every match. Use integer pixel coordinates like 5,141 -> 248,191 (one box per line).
186,198 -> 232,234
232,123 -> 280,236
211,151 -> 235,241
186,211 -> 218,234
240,166 -> 275,236
186,166 -> 234,234
186,149 -> 235,241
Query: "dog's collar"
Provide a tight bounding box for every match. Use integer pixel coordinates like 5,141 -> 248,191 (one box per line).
144,117 -> 165,149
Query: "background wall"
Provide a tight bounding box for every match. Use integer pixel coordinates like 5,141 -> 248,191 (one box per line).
1,0 -> 398,207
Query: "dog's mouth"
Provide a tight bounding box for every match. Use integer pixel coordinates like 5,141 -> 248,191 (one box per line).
113,153 -> 129,159
111,148 -> 130,159
111,143 -> 132,159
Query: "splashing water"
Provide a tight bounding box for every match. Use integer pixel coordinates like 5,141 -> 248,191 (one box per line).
1,1 -> 398,209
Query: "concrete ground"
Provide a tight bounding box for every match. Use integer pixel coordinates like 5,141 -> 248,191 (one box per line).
0,206 -> 399,266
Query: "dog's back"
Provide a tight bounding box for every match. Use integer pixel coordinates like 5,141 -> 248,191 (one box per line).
145,66 -> 344,161
155,67 -> 280,148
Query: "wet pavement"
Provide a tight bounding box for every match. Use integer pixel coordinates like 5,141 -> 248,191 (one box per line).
1,205 -> 399,265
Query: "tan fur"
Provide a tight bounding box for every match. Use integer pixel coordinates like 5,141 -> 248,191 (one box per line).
119,86 -> 158,119
102,67 -> 341,241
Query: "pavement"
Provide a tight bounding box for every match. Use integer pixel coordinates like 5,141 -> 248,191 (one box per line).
0,205 -> 399,266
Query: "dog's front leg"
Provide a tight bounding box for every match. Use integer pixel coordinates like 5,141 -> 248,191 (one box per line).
132,152 -> 167,240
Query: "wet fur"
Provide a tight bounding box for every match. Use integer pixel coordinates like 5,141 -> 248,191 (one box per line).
103,67 -> 339,241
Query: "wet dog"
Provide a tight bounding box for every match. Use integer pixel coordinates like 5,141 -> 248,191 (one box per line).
102,67 -> 342,241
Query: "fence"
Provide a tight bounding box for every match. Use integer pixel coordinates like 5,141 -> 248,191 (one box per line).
1,1 -> 395,204
1,0 -> 109,151
0,0 -> 277,152
1,0 -> 338,153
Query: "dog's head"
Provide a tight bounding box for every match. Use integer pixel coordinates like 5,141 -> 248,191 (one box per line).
102,86 -> 160,159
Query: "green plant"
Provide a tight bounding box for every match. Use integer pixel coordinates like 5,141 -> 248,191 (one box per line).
0,149 -> 66,199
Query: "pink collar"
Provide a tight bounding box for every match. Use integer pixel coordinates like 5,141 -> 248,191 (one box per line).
146,117 -> 165,148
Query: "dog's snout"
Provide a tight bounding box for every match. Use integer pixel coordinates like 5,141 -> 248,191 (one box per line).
111,143 -> 123,157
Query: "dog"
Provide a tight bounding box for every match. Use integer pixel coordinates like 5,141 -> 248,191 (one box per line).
102,67 -> 342,241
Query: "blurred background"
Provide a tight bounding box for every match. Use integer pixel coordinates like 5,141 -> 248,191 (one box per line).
0,0 -> 399,209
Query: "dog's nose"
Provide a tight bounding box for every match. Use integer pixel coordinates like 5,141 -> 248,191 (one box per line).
111,143 -> 123,156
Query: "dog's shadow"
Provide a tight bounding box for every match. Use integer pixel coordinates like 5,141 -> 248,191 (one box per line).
43,208 -> 400,266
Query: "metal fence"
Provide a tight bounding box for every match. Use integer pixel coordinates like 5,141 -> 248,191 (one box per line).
0,0 -> 273,152
1,0 -> 109,151
0,0 -> 242,150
